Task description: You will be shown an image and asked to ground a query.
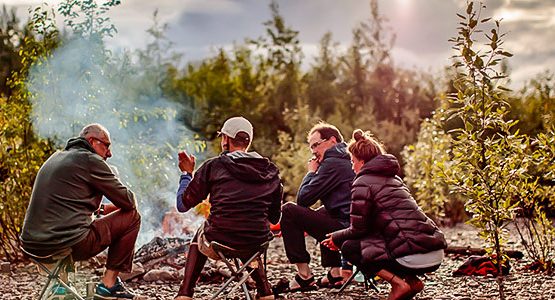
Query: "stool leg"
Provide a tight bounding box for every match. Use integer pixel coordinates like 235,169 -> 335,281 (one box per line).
337,269 -> 358,294
241,282 -> 251,300
37,259 -> 64,299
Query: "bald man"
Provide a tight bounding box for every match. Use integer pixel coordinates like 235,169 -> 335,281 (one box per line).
21,123 -> 140,299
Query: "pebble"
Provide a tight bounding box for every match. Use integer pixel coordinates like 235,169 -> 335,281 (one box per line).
0,262 -> 10,273
1,223 -> 554,299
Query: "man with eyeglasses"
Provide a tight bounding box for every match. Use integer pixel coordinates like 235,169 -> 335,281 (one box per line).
21,123 -> 140,299
275,122 -> 355,294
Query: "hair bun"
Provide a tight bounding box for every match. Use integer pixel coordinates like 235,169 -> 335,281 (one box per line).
352,129 -> 365,142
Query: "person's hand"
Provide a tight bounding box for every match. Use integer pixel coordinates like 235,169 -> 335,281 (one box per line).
307,156 -> 320,173
94,203 -> 118,217
321,234 -> 339,251
102,203 -> 118,214
178,150 -> 196,173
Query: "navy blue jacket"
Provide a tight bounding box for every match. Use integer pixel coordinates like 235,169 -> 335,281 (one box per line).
297,142 -> 355,225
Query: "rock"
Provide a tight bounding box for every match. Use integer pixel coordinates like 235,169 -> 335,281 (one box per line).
143,269 -> 177,282
1,262 -> 10,273
120,263 -> 145,282
4,223 -> 555,299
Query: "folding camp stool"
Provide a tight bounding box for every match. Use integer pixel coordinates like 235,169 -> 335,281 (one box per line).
209,239 -> 272,300
20,247 -> 85,300
336,267 -> 380,294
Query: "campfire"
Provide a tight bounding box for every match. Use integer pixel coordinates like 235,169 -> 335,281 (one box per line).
118,206 -> 233,285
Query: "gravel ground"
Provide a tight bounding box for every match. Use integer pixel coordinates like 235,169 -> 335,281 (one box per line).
1,223 -> 554,299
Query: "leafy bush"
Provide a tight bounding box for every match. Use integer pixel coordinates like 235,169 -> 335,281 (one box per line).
0,5 -> 59,260
513,130 -> 555,273
272,105 -> 318,201
402,108 -> 465,224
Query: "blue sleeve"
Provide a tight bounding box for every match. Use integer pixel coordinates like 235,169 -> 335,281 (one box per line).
297,159 -> 343,207
176,173 -> 193,212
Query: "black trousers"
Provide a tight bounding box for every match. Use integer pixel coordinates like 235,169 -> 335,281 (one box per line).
280,203 -> 347,268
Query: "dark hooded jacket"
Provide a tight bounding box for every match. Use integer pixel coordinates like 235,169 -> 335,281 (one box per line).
297,142 -> 355,225
20,137 -> 136,255
178,151 -> 282,248
331,154 -> 447,264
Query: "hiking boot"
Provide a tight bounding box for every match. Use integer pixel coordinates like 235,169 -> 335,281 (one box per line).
94,277 -> 136,299
46,283 -> 75,300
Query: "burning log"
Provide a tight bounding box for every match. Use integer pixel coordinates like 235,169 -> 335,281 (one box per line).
121,236 -> 191,282
134,236 -> 190,265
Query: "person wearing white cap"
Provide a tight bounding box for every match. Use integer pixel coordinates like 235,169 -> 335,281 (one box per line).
174,116 -> 282,300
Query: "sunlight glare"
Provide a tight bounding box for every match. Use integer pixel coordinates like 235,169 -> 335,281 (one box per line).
396,0 -> 413,17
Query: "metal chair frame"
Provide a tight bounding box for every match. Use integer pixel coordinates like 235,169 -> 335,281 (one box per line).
336,268 -> 380,294
209,240 -> 271,300
20,247 -> 85,300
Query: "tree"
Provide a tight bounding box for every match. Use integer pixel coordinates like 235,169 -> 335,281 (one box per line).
303,32 -> 341,119
0,4 -> 59,261
249,0 -> 304,155
444,2 -> 531,297
332,0 -> 438,161
0,5 -> 26,97
507,71 -> 554,138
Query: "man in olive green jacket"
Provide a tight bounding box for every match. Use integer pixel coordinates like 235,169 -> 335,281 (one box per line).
20,123 -> 140,299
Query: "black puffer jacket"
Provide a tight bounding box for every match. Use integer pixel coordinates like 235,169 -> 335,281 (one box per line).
331,154 -> 447,264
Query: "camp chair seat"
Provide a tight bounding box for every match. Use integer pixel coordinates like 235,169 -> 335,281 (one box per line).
20,246 -> 85,300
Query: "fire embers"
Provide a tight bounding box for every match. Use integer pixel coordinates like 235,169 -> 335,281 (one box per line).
161,208 -> 205,237
121,236 -> 243,285
118,236 -> 190,282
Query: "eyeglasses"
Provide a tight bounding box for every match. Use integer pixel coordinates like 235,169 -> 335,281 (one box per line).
309,139 -> 328,150
91,137 -> 111,150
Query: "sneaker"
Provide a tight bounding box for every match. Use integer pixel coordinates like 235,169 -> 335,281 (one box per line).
46,283 -> 75,300
94,277 -> 136,299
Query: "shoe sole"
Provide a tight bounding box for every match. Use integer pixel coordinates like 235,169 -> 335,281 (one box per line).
47,296 -> 76,300
94,295 -> 136,300
93,295 -> 119,300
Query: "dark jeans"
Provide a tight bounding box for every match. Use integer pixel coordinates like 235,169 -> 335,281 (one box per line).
341,239 -> 440,276
280,203 -> 347,267
71,209 -> 141,273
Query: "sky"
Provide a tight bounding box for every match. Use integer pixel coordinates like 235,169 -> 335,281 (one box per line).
3,0 -> 555,88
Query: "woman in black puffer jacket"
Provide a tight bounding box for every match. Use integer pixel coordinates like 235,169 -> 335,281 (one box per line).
322,129 -> 447,300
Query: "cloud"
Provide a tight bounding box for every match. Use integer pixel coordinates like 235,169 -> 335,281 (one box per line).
4,0 -> 554,89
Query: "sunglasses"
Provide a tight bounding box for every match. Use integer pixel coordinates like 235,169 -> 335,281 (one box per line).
91,137 -> 111,149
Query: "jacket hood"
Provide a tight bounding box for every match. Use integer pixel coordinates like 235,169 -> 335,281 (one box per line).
220,151 -> 279,182
64,137 -> 96,153
358,154 -> 400,177
323,142 -> 350,160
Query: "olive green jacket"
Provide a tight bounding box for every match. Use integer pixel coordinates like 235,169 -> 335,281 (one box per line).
20,137 -> 136,255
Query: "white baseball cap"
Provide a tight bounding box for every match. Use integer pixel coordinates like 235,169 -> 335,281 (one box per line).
218,116 -> 253,140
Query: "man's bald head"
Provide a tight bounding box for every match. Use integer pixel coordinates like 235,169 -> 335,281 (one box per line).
80,123 -> 110,140
80,123 -> 112,160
